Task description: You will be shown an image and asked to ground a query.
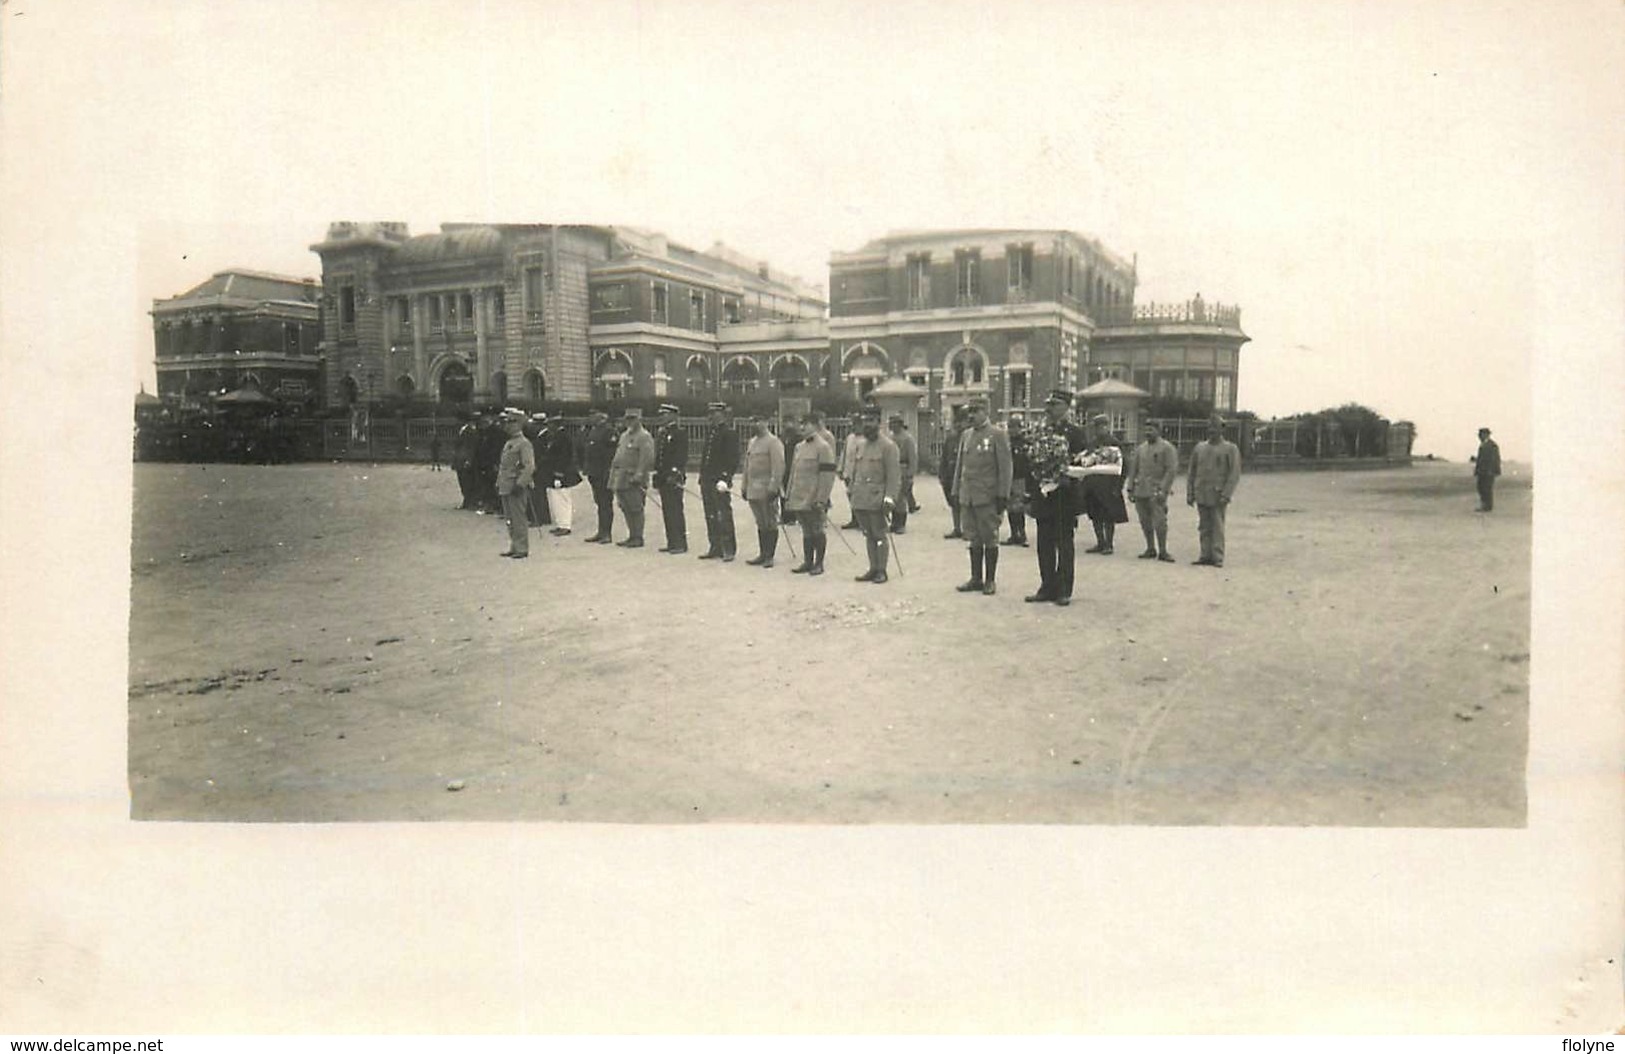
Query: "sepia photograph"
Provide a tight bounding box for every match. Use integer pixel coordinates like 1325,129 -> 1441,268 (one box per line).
2,0 -> 1621,1036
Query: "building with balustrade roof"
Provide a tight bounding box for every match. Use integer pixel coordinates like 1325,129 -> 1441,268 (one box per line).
827,229 -> 1247,439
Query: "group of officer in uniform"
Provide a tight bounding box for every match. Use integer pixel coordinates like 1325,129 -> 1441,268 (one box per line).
470,388 -> 1244,589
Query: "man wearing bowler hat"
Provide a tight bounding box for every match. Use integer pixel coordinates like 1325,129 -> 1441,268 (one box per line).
608,406 -> 656,548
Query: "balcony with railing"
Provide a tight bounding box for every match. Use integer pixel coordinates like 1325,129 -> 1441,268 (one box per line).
1095,298 -> 1242,329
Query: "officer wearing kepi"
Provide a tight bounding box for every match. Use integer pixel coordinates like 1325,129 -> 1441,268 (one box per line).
951,396 -> 1012,596
652,403 -> 689,554
580,407 -> 618,544
847,405 -> 901,584
697,401 -> 740,562
1024,388 -> 1090,606
607,407 -> 656,548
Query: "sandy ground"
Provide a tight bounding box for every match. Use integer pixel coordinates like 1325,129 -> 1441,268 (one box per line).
128,458 -> 1530,825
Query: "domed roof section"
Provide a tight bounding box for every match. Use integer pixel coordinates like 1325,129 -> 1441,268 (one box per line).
395,225 -> 504,263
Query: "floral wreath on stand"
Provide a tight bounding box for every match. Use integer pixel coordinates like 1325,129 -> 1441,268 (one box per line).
1021,420 -> 1079,496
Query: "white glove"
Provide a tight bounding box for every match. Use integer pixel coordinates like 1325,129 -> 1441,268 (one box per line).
714,480 -> 729,493
1040,482 -> 1059,495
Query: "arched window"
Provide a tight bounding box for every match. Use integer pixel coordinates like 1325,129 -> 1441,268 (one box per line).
685,356 -> 710,397
722,357 -> 760,396
944,345 -> 987,388
396,374 -> 416,396
437,360 -> 472,403
523,369 -> 545,402
490,371 -> 508,404
770,355 -> 810,391
594,350 -> 633,401
340,375 -> 360,405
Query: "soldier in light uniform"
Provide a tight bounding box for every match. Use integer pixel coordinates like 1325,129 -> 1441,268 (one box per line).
742,413 -> 786,568
836,417 -> 865,530
608,407 -> 656,548
938,406 -> 966,538
888,415 -> 918,534
950,397 -> 1013,596
1124,419 -> 1179,562
784,411 -> 838,576
697,401 -> 740,562
494,409 -> 536,560
652,403 -> 689,554
1186,414 -> 1242,567
847,405 -> 901,584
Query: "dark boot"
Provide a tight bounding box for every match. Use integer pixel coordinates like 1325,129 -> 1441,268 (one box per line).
944,505 -> 963,539
956,546 -> 985,592
746,530 -> 769,565
761,530 -> 777,569
1085,521 -> 1105,553
1101,522 -> 1115,555
982,546 -> 998,595
810,537 -> 826,575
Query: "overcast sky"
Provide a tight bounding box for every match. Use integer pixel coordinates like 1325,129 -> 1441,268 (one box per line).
5,0 -> 1621,464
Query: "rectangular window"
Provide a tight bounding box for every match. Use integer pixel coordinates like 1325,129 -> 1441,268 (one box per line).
492,288 -> 506,326
393,297 -> 411,332
1216,374 -> 1233,411
652,282 -> 669,325
1007,244 -> 1033,292
339,285 -> 356,332
723,297 -> 741,324
459,292 -> 474,330
429,295 -> 443,332
592,284 -> 629,312
1010,371 -> 1029,407
446,294 -> 460,329
689,290 -> 705,331
955,250 -> 980,306
284,322 -> 301,355
600,380 -> 626,401
906,253 -> 931,308
525,266 -> 545,320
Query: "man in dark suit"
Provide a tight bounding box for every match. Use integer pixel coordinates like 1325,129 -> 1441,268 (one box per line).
536,412 -> 582,536
697,401 -> 740,562
580,408 -> 618,543
1473,427 -> 1502,512
652,403 -> 689,553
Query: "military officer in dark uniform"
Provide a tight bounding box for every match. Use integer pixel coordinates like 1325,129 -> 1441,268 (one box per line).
652,403 -> 689,553
524,413 -> 553,528
476,410 -> 506,514
1024,388 -> 1090,606
580,408 -> 617,544
536,412 -> 582,536
697,401 -> 740,562
453,412 -> 482,510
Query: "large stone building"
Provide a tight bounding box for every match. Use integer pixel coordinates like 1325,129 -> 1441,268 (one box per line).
149,270 -> 323,405
827,228 -> 1248,436
308,222 -> 825,408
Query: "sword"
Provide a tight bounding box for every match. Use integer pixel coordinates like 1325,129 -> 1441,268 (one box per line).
885,506 -> 906,577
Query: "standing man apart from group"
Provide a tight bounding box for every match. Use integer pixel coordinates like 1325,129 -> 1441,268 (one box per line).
1186,415 -> 1242,567
742,413 -> 786,567
1023,389 -> 1090,606
697,401 -> 740,562
652,404 -> 689,553
847,405 -> 901,584
495,409 -> 536,560
1472,426 -> 1501,512
951,396 -> 1012,596
784,410 -> 838,576
1123,419 -> 1178,562
607,407 -> 656,548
